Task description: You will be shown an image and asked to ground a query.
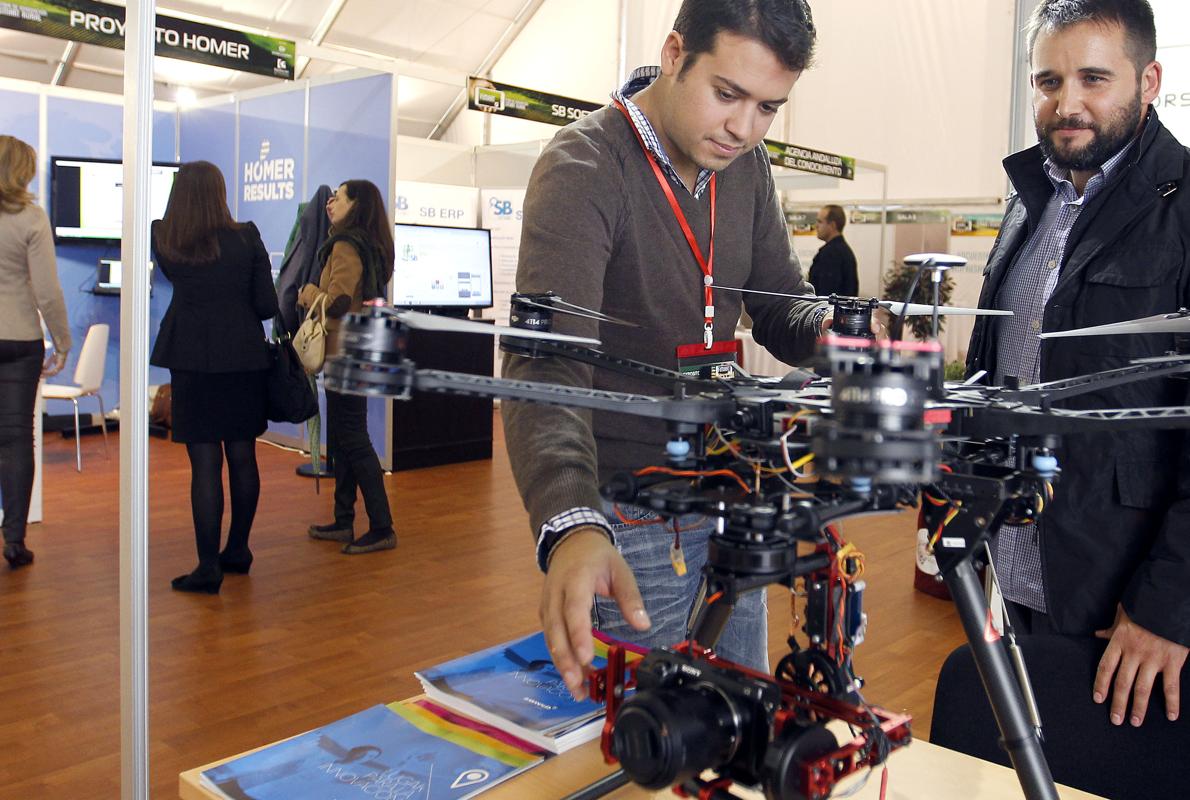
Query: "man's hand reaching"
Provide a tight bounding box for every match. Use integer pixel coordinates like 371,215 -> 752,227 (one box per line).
540,527 -> 650,700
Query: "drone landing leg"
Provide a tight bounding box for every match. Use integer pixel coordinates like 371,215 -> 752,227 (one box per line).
943,557 -> 1058,800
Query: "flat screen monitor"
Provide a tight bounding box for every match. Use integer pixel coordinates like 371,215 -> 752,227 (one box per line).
93,258 -> 153,295
391,223 -> 493,311
51,157 -> 179,244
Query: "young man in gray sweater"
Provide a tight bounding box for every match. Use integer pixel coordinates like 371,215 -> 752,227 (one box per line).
503,0 -> 830,699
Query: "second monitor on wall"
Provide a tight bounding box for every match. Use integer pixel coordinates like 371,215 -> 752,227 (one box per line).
51,157 -> 179,245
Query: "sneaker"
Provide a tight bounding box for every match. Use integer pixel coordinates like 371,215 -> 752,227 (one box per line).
341,529 -> 397,554
308,522 -> 353,542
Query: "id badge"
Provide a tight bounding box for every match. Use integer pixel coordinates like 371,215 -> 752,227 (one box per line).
676,340 -> 740,380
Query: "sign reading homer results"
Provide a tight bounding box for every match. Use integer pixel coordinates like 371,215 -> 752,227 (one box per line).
242,140 -> 296,203
0,0 -> 295,79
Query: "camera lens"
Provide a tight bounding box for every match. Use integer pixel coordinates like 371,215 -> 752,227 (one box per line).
613,684 -> 740,789
762,723 -> 839,800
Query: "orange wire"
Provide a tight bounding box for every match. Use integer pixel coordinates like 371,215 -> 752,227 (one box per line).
634,466 -> 752,495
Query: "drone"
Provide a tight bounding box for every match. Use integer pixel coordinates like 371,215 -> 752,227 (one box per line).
322,256 -> 1190,800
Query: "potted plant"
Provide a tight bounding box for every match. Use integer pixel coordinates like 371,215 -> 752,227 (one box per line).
881,261 -> 956,340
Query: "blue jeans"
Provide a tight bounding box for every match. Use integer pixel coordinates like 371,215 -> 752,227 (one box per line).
593,501 -> 769,672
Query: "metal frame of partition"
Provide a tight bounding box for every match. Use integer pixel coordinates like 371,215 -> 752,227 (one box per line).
119,5 -> 153,798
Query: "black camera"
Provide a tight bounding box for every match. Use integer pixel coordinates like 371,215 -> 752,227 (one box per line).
611,649 -> 838,800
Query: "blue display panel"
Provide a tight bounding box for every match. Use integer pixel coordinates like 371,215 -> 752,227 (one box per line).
307,73 -> 392,206
237,89 -> 306,265
153,109 -> 178,163
179,101 -> 237,211
42,96 -> 173,409
0,90 -> 40,197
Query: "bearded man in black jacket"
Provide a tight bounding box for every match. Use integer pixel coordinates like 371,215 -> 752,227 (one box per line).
967,0 -> 1189,732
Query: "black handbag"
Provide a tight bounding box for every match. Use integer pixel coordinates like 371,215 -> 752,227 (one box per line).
266,339 -> 319,423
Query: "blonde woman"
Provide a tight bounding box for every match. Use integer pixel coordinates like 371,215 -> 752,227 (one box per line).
0,135 -> 71,569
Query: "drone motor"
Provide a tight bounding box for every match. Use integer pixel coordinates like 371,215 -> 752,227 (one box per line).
828,296 -> 880,340
812,337 -> 944,484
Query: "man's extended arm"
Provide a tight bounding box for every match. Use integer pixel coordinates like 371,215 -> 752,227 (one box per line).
1095,375 -> 1190,725
501,128 -> 622,539
744,150 -> 828,361
500,127 -> 646,699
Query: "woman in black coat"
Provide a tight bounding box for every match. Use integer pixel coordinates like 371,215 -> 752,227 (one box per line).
151,161 -> 279,593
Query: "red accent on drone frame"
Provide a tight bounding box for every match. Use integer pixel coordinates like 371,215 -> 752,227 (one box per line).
924,408 -> 953,425
589,642 -> 912,799
984,609 -> 1002,643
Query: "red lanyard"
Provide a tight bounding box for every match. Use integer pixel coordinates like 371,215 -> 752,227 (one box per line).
614,100 -> 717,348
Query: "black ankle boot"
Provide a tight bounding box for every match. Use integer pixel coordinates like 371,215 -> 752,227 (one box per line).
219,548 -> 253,574
171,565 -> 223,594
3,542 -> 33,569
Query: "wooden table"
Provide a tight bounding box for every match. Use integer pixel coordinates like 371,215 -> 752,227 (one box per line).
181,727 -> 1104,800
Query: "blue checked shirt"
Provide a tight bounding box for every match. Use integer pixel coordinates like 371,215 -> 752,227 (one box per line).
991,139 -> 1136,613
611,66 -> 716,198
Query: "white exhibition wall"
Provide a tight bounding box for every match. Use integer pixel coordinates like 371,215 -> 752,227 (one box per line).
621,0 -> 1018,203
1011,0 -> 1190,161
1148,1 -> 1190,144
445,0 -> 1020,203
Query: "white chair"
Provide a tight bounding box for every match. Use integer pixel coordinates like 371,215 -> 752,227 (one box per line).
42,323 -> 110,471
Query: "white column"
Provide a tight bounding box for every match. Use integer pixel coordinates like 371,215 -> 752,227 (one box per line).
120,0 -> 154,797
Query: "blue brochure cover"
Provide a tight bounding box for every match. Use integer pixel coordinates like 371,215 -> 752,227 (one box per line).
415,630 -> 605,747
201,703 -> 540,800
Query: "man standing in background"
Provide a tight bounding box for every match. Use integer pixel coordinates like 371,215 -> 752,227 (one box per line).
808,204 -> 858,296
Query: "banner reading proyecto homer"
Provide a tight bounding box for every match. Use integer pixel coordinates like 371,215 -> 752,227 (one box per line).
237,90 -> 304,264
0,0 -> 295,79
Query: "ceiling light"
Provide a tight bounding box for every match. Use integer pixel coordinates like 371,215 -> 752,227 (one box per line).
175,86 -> 198,107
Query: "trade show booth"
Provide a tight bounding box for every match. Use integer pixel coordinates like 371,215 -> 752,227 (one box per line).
6,1 -> 1190,798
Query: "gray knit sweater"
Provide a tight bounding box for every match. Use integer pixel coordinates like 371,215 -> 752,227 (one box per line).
503,105 -> 824,537
0,203 -> 72,353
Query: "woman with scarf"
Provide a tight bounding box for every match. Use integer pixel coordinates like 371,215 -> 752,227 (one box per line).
298,179 -> 396,554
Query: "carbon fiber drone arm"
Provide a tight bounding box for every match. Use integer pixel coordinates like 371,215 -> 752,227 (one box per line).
991,356 -> 1190,408
499,336 -> 733,390
322,359 -> 738,425
953,403 -> 1190,436
414,370 -> 737,424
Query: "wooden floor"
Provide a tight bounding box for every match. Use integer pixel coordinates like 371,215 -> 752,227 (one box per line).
0,413 -> 966,799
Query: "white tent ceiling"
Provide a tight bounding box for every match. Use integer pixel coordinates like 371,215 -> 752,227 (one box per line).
0,0 -> 546,138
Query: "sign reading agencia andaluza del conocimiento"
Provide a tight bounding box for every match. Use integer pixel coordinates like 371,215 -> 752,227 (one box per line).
0,0 -> 296,79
